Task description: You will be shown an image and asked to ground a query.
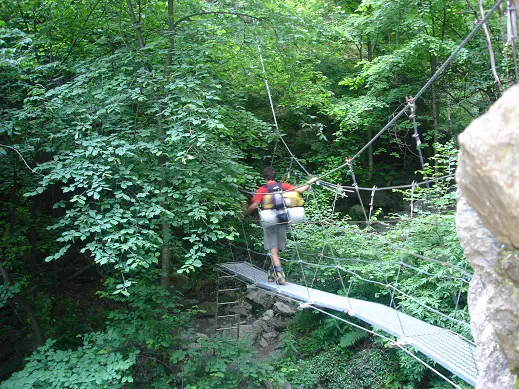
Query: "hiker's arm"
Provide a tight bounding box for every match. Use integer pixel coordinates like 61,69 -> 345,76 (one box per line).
245,201 -> 260,215
294,177 -> 318,194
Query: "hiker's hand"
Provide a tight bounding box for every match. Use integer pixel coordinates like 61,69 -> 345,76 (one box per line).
306,176 -> 319,185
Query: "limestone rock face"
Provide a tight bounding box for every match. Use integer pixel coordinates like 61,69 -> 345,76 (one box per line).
456,86 -> 519,388
456,194 -> 518,388
456,85 -> 519,249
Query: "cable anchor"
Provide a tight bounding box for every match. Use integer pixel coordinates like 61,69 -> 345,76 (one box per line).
390,337 -> 409,348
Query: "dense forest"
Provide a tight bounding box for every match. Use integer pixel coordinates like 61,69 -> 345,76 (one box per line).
1,0 -> 517,388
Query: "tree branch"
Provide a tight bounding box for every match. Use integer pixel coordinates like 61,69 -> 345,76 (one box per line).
173,11 -> 263,28
126,0 -> 145,48
56,263 -> 96,285
478,0 -> 503,94
464,0 -> 503,94
60,0 -> 103,65
165,0 -> 175,76
0,144 -> 42,175
16,0 -> 30,33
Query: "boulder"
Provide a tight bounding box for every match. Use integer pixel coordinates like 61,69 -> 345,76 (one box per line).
261,309 -> 275,321
252,318 -> 271,333
359,190 -> 402,211
185,334 -> 208,351
170,273 -> 193,293
246,288 -> 275,309
263,331 -> 278,341
225,301 -> 252,317
273,301 -> 296,317
238,324 -> 261,343
270,316 -> 289,332
348,204 -> 367,221
457,85 -> 519,249
274,332 -> 287,350
258,336 -> 269,348
180,298 -> 201,308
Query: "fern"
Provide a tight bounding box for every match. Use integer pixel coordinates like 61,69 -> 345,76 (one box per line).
339,329 -> 368,348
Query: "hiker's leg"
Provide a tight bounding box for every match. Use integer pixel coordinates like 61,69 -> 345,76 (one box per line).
264,224 -> 287,284
269,248 -> 281,267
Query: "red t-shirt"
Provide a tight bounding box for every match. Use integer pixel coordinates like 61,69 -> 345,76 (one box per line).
252,181 -> 294,204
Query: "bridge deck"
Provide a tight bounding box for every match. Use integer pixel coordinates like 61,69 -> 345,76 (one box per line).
219,262 -> 478,387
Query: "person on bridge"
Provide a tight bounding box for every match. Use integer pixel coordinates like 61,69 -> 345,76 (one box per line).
245,166 -> 317,285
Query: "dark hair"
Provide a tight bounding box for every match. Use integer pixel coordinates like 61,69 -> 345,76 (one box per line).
263,166 -> 276,181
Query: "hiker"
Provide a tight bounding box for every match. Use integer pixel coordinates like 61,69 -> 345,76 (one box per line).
245,166 -> 317,284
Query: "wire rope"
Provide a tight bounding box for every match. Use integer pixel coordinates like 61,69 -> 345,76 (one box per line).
225,242 -> 471,284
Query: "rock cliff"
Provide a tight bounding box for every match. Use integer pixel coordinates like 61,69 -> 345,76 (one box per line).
456,85 -> 519,388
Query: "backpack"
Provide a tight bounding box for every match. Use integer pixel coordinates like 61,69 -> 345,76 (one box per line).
264,182 -> 289,224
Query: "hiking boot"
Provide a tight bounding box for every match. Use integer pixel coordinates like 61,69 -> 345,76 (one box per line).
273,266 -> 286,285
268,267 -> 276,283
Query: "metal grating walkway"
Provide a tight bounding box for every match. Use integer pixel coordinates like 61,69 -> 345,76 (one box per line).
219,262 -> 478,387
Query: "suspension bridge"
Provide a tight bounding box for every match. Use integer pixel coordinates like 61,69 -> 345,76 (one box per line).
219,1 -> 518,387
219,261 -> 477,387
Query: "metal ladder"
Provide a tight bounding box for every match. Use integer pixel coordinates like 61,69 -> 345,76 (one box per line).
215,271 -> 246,339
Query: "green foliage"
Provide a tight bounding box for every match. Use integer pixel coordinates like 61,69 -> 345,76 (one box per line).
277,358 -> 320,389
179,337 -> 283,389
101,273 -> 192,350
286,347 -> 398,389
396,350 -> 426,384
340,329 -> 369,348
21,49 -> 252,273
0,281 -> 21,309
282,329 -> 299,362
1,333 -> 138,389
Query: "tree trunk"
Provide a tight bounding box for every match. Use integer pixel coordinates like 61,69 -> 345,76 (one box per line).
160,224 -> 172,289
499,2 -> 507,44
478,0 -> 503,95
29,196 -> 38,302
430,56 -> 439,173
158,0 -> 176,289
4,151 -> 45,345
359,34 -> 363,61
165,0 -> 175,75
367,40 -> 374,179
30,198 -> 37,281
126,0 -> 173,288
466,0 -> 503,95
508,0 -> 519,84
126,0 -> 145,48
10,155 -> 17,234
446,84 -> 453,138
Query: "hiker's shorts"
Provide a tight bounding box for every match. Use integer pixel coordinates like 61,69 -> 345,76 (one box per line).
263,224 -> 287,251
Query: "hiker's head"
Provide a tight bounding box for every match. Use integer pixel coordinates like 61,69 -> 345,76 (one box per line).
263,166 -> 276,181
